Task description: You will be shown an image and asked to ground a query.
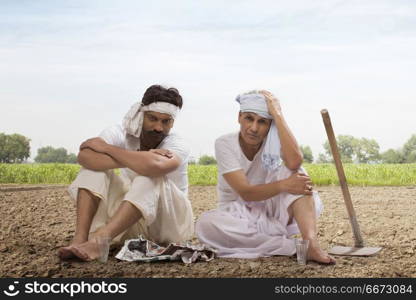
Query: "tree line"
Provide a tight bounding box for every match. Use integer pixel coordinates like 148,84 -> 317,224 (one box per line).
314,134 -> 416,164
1,132 -> 415,164
196,134 -> 416,165
34,146 -> 77,163
0,133 -> 31,163
0,132 -> 77,164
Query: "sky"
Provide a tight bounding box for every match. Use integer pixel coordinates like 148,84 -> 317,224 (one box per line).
1,0 -> 415,162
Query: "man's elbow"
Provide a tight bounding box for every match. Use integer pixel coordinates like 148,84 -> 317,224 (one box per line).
286,162 -> 302,170
77,151 -> 87,167
240,193 -> 251,202
77,150 -> 97,170
239,187 -> 257,202
285,157 -> 303,170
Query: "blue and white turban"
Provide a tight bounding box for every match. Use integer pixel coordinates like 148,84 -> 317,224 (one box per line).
236,91 -> 283,172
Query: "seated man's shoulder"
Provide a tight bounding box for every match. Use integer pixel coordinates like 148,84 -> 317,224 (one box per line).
215,132 -> 238,147
99,124 -> 126,146
161,133 -> 190,155
163,132 -> 187,145
103,124 -> 124,132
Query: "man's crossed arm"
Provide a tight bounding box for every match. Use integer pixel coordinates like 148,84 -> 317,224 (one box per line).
223,169 -> 313,202
77,137 -> 181,177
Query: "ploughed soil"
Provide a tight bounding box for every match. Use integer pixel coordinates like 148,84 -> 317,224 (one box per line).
0,184 -> 415,278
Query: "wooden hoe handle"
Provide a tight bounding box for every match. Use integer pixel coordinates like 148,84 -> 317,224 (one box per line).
321,109 -> 364,248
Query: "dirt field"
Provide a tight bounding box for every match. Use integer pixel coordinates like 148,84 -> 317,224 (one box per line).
0,184 -> 415,278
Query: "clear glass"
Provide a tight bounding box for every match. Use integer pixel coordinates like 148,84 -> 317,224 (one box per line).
95,236 -> 111,263
295,239 -> 309,265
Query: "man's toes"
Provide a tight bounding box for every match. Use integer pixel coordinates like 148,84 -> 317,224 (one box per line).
307,248 -> 336,265
58,247 -> 75,260
328,255 -> 336,264
317,254 -> 336,265
71,246 -> 91,261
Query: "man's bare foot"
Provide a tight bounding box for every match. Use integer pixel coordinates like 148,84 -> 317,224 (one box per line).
69,240 -> 102,261
306,240 -> 336,265
68,233 -> 112,262
57,236 -> 88,260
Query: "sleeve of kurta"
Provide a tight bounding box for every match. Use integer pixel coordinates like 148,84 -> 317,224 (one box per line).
159,134 -> 190,165
215,136 -> 242,176
98,124 -> 125,148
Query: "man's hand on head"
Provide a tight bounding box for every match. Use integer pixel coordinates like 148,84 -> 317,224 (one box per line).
260,90 -> 283,117
79,137 -> 109,154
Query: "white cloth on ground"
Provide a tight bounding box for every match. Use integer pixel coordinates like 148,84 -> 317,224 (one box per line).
195,132 -> 323,258
115,235 -> 216,264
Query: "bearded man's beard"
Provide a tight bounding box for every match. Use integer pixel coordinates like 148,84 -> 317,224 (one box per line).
140,130 -> 167,149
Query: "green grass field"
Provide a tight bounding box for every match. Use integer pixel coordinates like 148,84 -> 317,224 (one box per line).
1,163 -> 415,186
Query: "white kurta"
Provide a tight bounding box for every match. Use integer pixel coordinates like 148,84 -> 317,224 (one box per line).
195,132 -> 323,258
68,125 -> 194,245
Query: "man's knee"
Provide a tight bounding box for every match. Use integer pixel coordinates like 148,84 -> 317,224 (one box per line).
131,175 -> 158,190
196,212 -> 220,237
288,195 -> 315,217
78,188 -> 99,198
78,188 -> 101,203
73,168 -> 112,187
293,195 -> 314,206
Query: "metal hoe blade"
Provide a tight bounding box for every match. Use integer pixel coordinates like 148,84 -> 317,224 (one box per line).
329,246 -> 382,256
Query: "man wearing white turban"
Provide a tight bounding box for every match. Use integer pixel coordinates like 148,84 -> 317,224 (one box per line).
58,85 -> 194,261
196,90 -> 335,264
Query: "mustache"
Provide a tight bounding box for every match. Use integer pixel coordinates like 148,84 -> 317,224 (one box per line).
142,130 -> 167,140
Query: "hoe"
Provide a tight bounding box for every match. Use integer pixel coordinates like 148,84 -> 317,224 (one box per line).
321,109 -> 382,256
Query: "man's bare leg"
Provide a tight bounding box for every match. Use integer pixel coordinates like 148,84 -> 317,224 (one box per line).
58,188 -> 101,259
288,195 -> 336,264
69,201 -> 142,261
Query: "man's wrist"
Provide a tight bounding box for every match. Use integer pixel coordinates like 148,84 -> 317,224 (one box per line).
276,179 -> 287,193
270,108 -> 283,118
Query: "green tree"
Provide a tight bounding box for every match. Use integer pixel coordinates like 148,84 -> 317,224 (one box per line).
316,153 -> 330,163
322,135 -> 380,164
380,149 -> 405,164
407,150 -> 416,163
379,134 -> 416,164
300,145 -> 314,163
354,138 -> 380,163
323,135 -> 356,163
188,156 -> 197,165
198,155 -> 217,165
66,153 -> 78,164
402,134 -> 416,163
35,146 -> 76,163
0,133 -> 7,162
0,132 -> 31,163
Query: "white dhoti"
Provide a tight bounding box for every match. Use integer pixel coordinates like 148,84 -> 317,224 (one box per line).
195,165 -> 323,258
68,168 -> 194,245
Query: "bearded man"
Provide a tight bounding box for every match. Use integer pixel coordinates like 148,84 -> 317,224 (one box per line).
58,85 -> 193,261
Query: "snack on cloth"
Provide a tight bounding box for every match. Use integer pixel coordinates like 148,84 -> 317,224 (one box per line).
115,236 -> 216,264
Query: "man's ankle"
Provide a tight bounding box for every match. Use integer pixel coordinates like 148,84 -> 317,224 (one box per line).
92,229 -> 113,240
72,233 -> 89,243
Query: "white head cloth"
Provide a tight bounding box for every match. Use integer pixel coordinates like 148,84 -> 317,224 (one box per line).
236,91 -> 282,172
122,101 -> 180,138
